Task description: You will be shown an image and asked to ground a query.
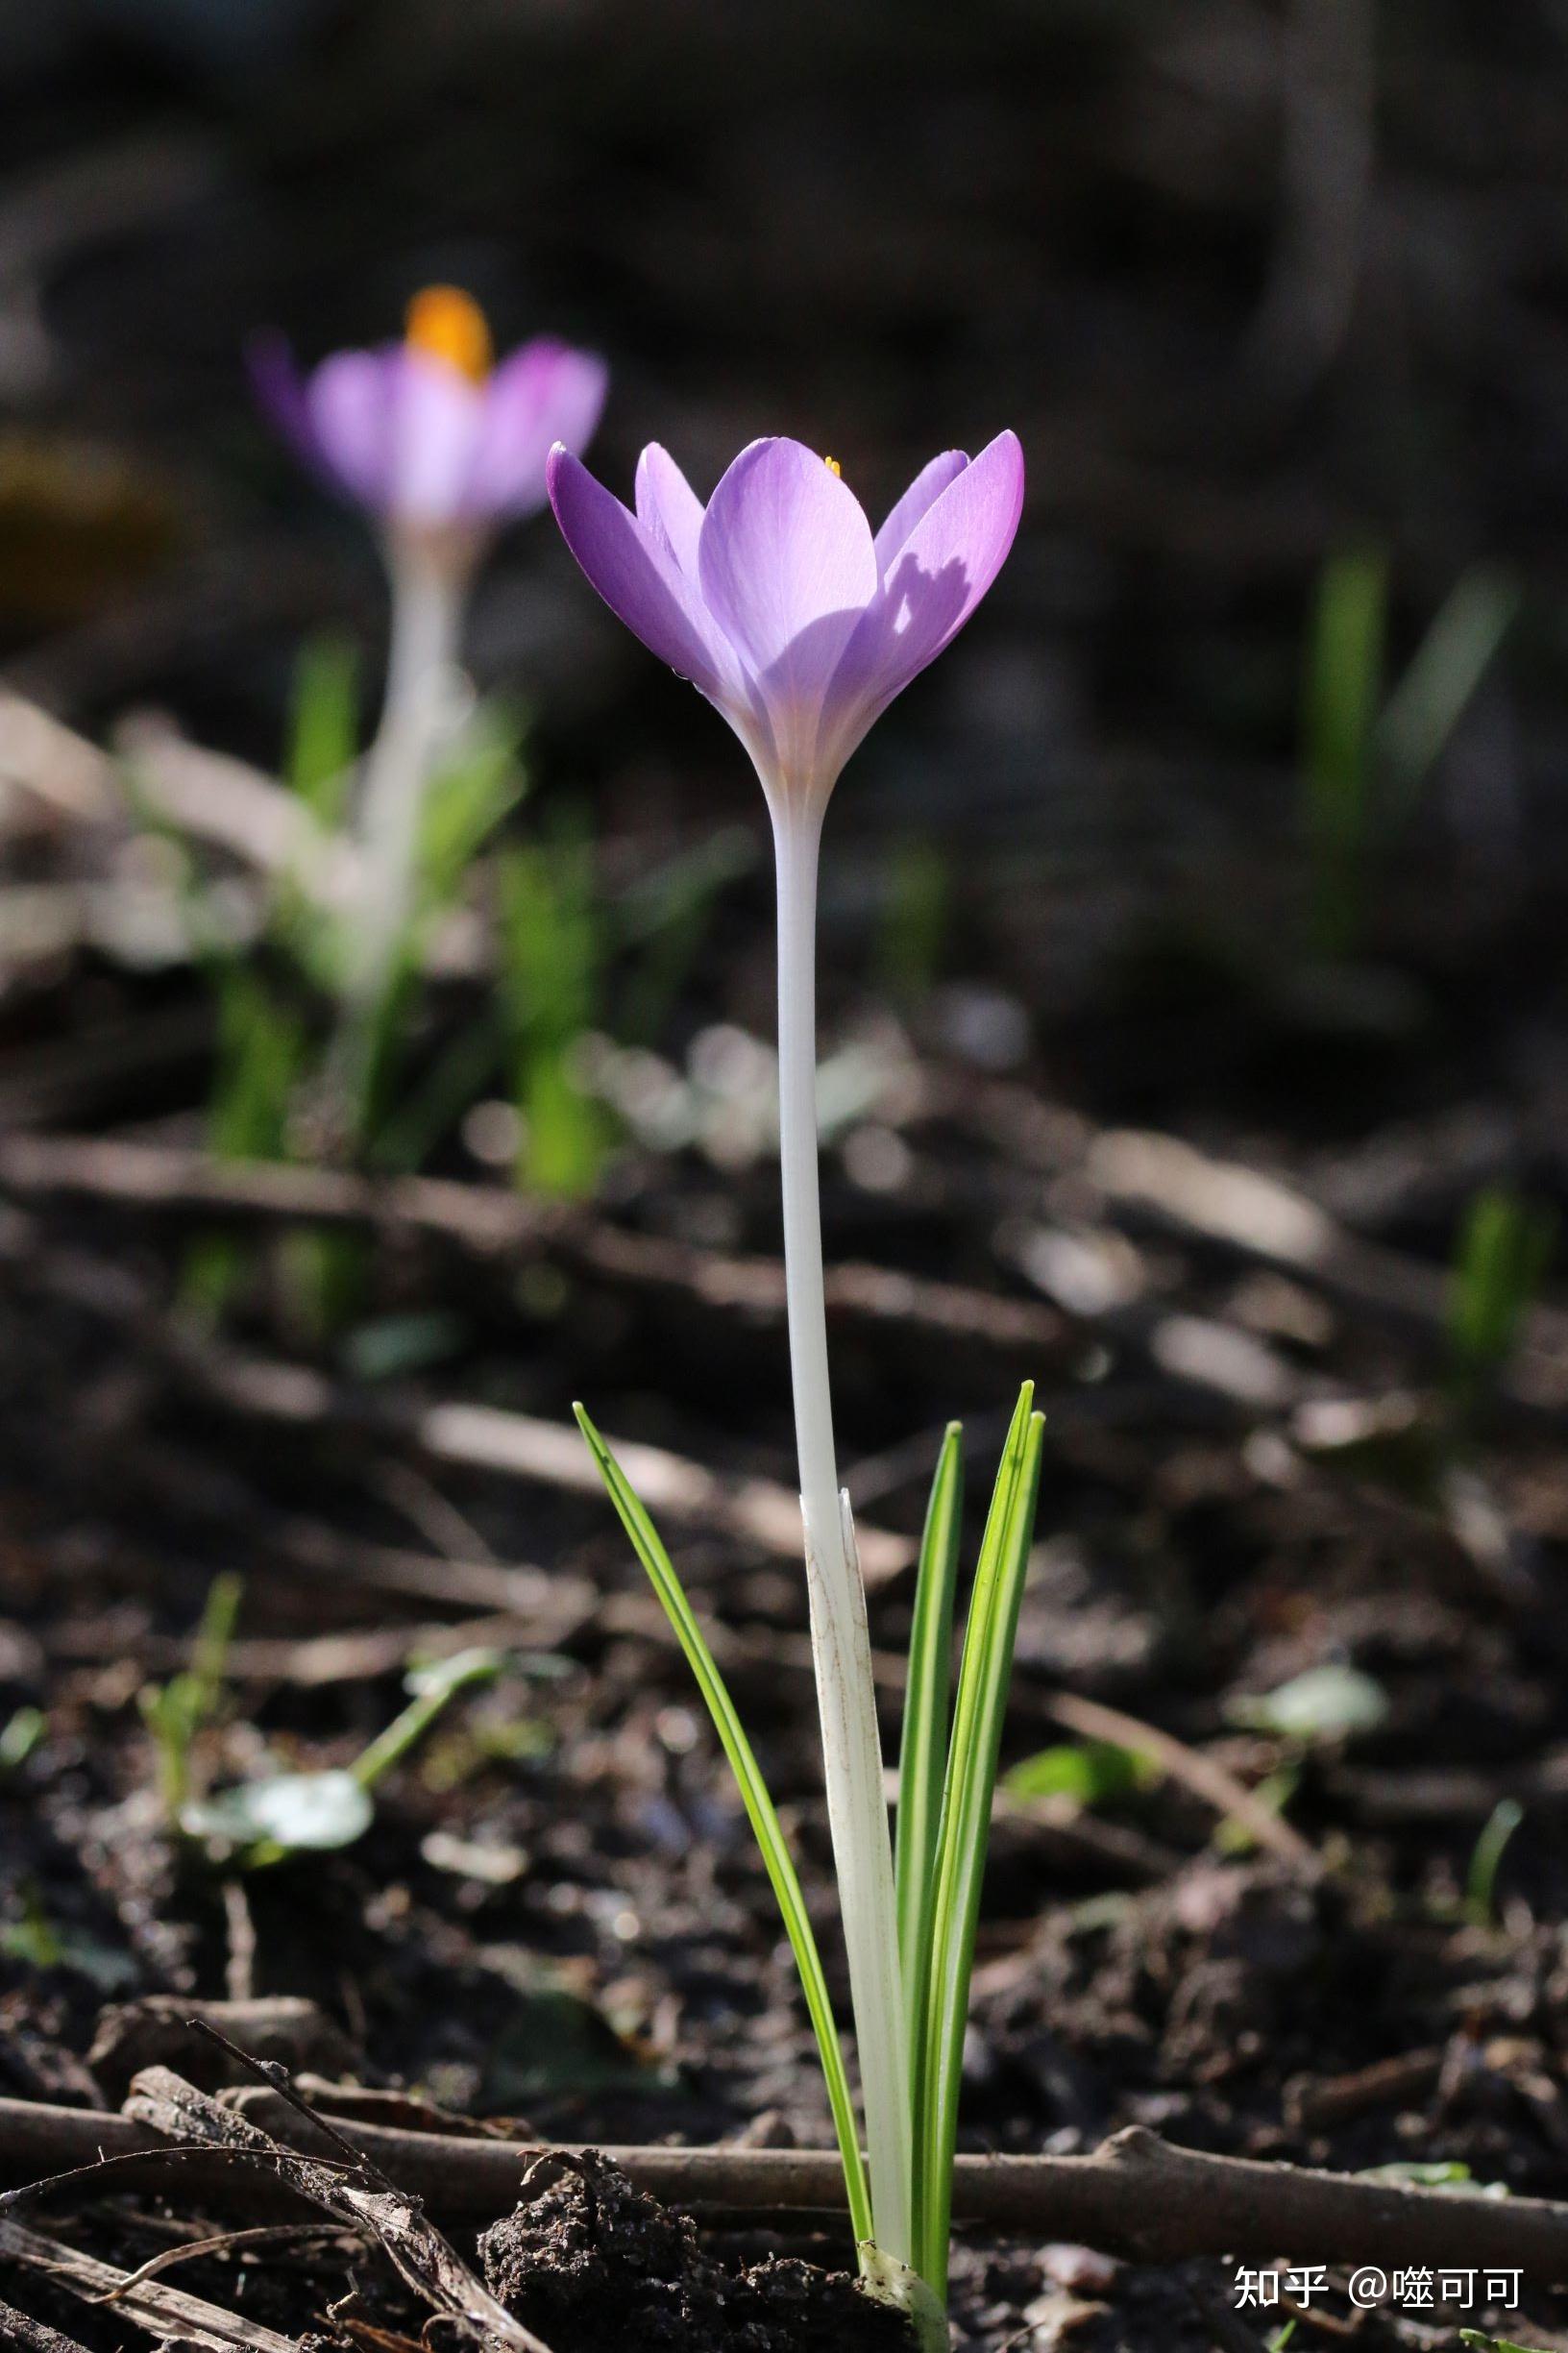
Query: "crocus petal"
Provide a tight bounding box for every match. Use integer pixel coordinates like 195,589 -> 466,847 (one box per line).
823,429 -> 1025,766
548,447 -> 748,719
306,350 -> 402,508
872,449 -> 968,579
698,439 -> 878,795
635,443 -> 705,579
388,350 -> 487,527
466,339 -> 608,518
248,332 -> 322,472
698,439 -> 878,681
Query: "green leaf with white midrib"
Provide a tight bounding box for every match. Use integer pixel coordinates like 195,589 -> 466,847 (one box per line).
914,1385 -> 1045,2297
574,1403 -> 875,2254
894,1423 -> 964,2076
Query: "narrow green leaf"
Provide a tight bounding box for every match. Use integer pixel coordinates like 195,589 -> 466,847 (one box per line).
894,1425 -> 964,2068
915,1386 -> 1045,2298
574,1402 -> 874,2253
1302,545 -> 1387,957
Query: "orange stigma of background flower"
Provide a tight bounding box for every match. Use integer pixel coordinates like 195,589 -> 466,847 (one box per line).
404,286 -> 493,382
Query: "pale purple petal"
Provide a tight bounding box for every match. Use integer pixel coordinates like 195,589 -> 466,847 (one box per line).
466,339 -> 608,518
306,349 -> 401,509
548,448 -> 749,720
698,439 -> 877,688
635,443 -> 705,578
823,429 -> 1024,765
872,449 -> 968,579
248,332 -> 322,474
386,351 -> 487,527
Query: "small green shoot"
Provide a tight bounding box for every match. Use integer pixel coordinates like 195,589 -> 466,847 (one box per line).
181,1647 -> 505,1870
1303,547 -> 1387,958
1449,1188 -> 1556,1411
0,1705 -> 44,1774
1,1882 -> 61,1972
1005,1739 -> 1157,1806
285,635 -> 360,829
1301,551 -> 1518,958
1461,2335 -> 1552,2352
1466,1797 -> 1524,1929
500,829 -> 607,1198
877,834 -> 951,1003
139,1572 -> 244,1819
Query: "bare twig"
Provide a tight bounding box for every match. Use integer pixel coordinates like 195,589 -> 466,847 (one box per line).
7,2098 -> 1568,2276
1041,1689 -> 1321,1875
1088,1126 -> 1568,1410
121,2069 -> 554,2353
0,2217 -> 302,2353
0,1130 -> 1070,1373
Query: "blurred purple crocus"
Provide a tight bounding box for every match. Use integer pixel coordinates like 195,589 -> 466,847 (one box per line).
251,289 -> 607,1050
254,286 -> 607,571
549,429 -> 1022,2271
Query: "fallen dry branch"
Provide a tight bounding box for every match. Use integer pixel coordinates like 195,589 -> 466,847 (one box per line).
1042,1689 -> 1321,1875
8,2096 -> 1568,2277
1089,1126 -> 1568,1410
0,2216 -> 303,2353
0,2297 -> 95,2353
0,1130 -> 1072,1370
1,1217 -> 915,1580
122,2068 -> 553,2353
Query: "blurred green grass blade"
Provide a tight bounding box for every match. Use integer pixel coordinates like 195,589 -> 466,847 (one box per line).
1302,545 -> 1387,956
1379,567 -> 1519,819
1448,1185 -> 1556,1397
286,635 -> 359,827
915,1385 -> 1045,2299
574,1402 -> 875,2253
894,1423 -> 963,2070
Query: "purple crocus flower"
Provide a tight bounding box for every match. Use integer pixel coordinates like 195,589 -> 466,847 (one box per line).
546,431 -> 1023,817
254,286 -> 607,562
550,425 -> 1024,2277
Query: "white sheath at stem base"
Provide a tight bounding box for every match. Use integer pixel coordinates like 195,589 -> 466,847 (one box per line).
772,805 -> 912,2267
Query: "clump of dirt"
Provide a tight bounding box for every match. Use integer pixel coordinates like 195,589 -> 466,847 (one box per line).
478,2148 -> 914,2353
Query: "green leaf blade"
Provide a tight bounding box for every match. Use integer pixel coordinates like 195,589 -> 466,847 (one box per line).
915,1386 -> 1045,2298
574,1402 -> 874,2254
894,1424 -> 964,2105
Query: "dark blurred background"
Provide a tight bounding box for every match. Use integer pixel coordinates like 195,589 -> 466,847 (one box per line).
1,0 -> 1565,1125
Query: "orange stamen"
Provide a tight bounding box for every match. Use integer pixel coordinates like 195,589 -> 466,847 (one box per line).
404,286 -> 493,383
823,455 -> 842,476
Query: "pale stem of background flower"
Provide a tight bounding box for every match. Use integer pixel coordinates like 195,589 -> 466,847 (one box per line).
347,533 -> 468,1021
773,799 -> 912,2266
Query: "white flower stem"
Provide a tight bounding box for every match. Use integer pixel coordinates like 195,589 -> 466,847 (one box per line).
320,537 -> 466,1140
350,538 -> 465,1021
772,805 -> 912,2267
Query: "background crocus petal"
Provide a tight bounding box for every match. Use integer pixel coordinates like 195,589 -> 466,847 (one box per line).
872,449 -> 968,579
827,429 -> 1024,750
306,349 -> 400,508
387,351 -> 487,527
466,339 -> 608,517
247,332 -> 322,473
698,438 -> 878,693
548,448 -> 746,714
635,443 -> 705,579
